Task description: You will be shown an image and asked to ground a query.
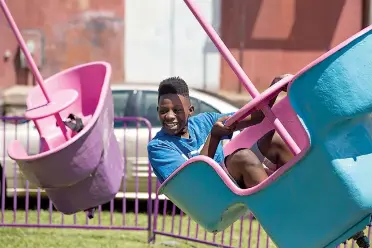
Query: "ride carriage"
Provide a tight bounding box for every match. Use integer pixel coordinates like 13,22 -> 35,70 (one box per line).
157,1 -> 372,247
1,0 -> 123,217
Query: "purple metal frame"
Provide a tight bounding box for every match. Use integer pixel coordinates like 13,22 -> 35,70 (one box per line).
1,116 -> 368,247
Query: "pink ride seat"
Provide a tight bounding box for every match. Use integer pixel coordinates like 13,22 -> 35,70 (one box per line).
224,96 -> 309,159
7,62 -> 124,215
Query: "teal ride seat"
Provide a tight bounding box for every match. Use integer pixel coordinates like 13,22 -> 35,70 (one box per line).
158,26 -> 372,248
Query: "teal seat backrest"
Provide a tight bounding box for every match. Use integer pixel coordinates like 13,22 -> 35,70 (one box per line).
289,29 -> 372,139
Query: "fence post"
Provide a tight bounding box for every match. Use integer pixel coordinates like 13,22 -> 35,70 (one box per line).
142,118 -> 155,243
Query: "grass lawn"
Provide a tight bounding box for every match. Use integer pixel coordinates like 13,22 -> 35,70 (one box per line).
0,210 -> 370,247
0,210 -> 273,248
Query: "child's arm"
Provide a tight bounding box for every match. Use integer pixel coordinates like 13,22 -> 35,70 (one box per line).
148,142 -> 187,183
199,134 -> 222,159
199,116 -> 234,159
234,110 -> 265,131
233,74 -> 290,131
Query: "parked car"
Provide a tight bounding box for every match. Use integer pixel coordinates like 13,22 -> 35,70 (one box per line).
0,83 -> 239,200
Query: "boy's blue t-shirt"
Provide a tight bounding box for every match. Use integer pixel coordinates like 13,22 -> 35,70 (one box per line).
147,112 -> 234,183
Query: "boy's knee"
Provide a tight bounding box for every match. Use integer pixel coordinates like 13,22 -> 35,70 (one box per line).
228,148 -> 261,167
226,148 -> 268,189
271,132 -> 291,153
259,131 -> 287,156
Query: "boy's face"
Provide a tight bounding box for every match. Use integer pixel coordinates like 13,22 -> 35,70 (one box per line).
157,94 -> 194,136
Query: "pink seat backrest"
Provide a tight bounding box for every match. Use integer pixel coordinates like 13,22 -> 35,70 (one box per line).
27,63 -> 109,137
224,97 -> 309,157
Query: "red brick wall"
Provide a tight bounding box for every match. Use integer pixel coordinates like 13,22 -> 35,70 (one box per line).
220,0 -> 363,93
0,0 -> 124,89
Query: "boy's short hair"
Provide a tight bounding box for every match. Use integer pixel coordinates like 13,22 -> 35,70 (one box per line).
158,76 -> 189,101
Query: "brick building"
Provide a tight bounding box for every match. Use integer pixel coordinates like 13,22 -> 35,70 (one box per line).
0,0 -> 124,89
0,0 -> 367,94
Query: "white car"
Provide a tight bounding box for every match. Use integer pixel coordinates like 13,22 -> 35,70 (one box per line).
0,83 -> 239,200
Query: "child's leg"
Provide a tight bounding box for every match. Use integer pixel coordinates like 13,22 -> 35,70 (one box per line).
257,130 -> 294,166
225,130 -> 294,189
225,149 -> 268,188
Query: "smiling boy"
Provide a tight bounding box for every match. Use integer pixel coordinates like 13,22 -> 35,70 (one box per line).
147,76 -> 293,188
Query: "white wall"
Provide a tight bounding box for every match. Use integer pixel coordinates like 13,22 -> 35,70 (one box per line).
124,0 -> 221,91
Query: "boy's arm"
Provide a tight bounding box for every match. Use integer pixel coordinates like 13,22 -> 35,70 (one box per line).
233,98 -> 276,130
234,74 -> 289,130
234,110 -> 265,131
148,142 -> 187,183
199,134 -> 221,159
199,115 -> 234,159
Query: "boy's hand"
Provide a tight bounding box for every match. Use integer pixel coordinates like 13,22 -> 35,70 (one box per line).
211,116 -> 236,138
270,73 -> 292,92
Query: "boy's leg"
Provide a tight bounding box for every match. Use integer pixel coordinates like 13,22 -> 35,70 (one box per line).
225,130 -> 294,189
257,130 -> 294,166
225,149 -> 268,188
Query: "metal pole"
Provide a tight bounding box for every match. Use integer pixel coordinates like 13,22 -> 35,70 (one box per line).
238,0 -> 247,93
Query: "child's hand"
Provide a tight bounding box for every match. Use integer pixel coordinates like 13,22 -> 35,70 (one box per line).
270,73 -> 292,92
211,116 -> 236,138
